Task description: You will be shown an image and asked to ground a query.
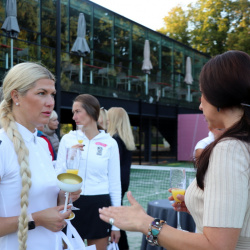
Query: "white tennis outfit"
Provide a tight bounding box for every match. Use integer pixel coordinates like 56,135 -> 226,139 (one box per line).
56,130 -> 121,231
0,123 -> 62,250
186,139 -> 250,249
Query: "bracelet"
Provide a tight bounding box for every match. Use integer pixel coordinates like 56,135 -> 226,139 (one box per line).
146,218 -> 167,246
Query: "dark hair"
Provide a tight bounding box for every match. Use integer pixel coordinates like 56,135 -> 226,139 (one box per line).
73,94 -> 103,130
196,50 -> 250,189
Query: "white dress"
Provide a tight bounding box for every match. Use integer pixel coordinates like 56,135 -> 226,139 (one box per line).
0,123 -> 62,250
186,139 -> 250,249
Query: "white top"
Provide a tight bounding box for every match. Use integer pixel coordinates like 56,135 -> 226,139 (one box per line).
56,130 -> 121,231
194,131 -> 214,151
0,123 -> 62,250
193,131 -> 214,158
186,139 -> 250,249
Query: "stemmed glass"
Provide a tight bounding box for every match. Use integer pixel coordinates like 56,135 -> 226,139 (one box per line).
153,179 -> 159,204
170,168 -> 186,230
57,173 -> 82,219
66,147 -> 81,210
76,125 -> 84,144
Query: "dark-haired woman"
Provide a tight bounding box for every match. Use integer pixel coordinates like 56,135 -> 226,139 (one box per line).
99,50 -> 250,250
57,94 -> 121,250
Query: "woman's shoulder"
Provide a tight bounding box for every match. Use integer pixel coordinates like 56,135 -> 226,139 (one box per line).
0,129 -> 14,150
213,138 -> 250,163
215,137 -> 249,151
96,131 -> 118,147
61,130 -> 76,141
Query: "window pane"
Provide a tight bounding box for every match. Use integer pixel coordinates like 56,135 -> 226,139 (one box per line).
93,6 -> 113,53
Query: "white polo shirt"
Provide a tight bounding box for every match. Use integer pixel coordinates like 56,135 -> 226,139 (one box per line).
0,123 -> 61,250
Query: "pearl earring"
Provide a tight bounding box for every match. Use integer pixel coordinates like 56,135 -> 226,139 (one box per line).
16,102 -> 19,106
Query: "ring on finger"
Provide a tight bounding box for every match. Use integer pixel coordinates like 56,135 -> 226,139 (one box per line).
109,218 -> 115,226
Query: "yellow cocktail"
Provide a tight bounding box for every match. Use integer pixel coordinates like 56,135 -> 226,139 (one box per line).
66,169 -> 79,175
172,188 -> 185,203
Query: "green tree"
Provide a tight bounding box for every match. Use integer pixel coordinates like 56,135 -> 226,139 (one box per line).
226,0 -> 250,52
157,5 -> 190,45
158,0 -> 250,56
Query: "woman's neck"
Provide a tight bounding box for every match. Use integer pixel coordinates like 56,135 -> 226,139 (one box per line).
222,107 -> 244,129
84,127 -> 100,140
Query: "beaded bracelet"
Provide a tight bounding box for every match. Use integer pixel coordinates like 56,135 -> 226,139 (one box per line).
146,218 -> 167,246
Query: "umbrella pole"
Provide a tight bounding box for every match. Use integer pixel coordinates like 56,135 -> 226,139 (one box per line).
128,80 -> 131,91
11,39 -> 13,68
80,57 -> 83,84
187,85 -> 191,102
5,53 -> 9,69
145,74 -> 148,95
90,71 -> 93,84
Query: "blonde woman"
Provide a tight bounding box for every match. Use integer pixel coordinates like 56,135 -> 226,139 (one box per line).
98,107 -> 108,131
44,110 -> 60,153
0,62 -> 80,250
107,107 -> 136,250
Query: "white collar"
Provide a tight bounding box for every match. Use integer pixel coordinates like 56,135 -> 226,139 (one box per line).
16,122 -> 38,144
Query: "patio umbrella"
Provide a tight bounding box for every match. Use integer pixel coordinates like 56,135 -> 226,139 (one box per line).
142,40 -> 153,95
184,57 -> 193,102
71,13 -> 90,84
1,0 -> 20,68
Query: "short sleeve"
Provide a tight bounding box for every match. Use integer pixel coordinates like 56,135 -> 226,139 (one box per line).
0,132 -> 19,180
203,139 -> 250,228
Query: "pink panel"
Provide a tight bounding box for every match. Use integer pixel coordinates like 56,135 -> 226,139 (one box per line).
177,114 -> 209,161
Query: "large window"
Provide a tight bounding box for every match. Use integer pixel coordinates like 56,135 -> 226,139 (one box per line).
93,6 -> 113,54
131,24 -> 146,74
161,40 -> 172,85
41,0 -> 56,48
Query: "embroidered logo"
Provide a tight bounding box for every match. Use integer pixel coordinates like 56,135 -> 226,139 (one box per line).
97,146 -> 103,156
95,142 -> 107,147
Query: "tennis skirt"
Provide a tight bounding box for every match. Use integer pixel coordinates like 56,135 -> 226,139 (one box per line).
71,194 -> 112,239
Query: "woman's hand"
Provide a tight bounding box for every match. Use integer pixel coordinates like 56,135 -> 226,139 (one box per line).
99,191 -> 153,234
168,188 -> 190,214
71,144 -> 84,151
57,190 -> 81,205
32,205 -> 71,232
110,230 -> 120,243
70,189 -> 81,202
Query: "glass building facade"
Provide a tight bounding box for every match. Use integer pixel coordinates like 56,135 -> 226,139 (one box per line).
0,0 -> 210,162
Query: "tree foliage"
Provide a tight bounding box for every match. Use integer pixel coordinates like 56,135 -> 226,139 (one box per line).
157,0 -> 250,56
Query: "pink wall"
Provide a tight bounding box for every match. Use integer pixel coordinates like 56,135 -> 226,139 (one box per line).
177,114 -> 209,161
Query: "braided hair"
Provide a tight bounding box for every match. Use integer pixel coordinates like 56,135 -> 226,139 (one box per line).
0,62 -> 55,250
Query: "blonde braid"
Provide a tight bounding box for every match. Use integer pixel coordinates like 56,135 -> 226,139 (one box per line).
0,100 -> 31,250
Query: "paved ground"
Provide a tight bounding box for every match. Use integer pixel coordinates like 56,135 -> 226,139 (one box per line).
127,231 -> 143,250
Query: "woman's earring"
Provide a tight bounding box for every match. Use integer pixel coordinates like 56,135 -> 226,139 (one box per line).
217,107 -> 220,112
16,102 -> 19,106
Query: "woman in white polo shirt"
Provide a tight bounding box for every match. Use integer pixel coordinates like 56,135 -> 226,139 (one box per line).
0,62 -> 80,250
57,94 -> 121,250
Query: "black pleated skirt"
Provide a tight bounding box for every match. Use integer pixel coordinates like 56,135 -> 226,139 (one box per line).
71,194 -> 112,239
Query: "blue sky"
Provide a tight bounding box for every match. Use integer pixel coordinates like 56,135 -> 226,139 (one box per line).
89,0 -> 194,31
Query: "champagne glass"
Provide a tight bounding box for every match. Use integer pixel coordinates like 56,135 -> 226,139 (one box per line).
153,179 -> 159,204
76,125 -> 84,144
66,147 -> 81,210
170,168 -> 186,230
57,173 -> 82,219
